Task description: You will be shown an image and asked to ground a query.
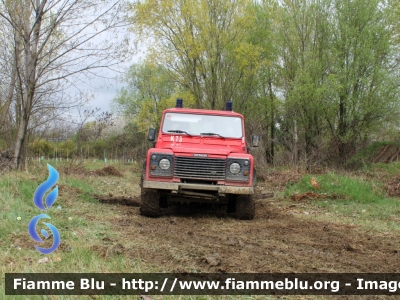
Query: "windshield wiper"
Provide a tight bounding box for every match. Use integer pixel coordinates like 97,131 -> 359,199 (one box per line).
200,132 -> 226,140
168,130 -> 192,137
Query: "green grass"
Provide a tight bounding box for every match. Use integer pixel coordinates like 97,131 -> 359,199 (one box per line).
285,172 -> 386,203
0,162 -> 144,300
284,171 -> 400,231
362,161 -> 400,175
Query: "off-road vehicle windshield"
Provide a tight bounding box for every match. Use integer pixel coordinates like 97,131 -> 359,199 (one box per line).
162,112 -> 243,138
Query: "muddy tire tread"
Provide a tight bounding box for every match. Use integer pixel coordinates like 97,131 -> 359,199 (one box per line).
139,174 -> 162,218
235,194 -> 255,220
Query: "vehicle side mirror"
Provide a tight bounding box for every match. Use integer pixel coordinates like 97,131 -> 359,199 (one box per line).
148,128 -> 156,141
252,135 -> 260,147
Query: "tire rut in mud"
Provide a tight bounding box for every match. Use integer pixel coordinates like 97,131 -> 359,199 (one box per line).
98,199 -> 400,273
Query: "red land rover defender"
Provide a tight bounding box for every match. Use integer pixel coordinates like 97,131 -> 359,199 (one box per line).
140,99 -> 259,219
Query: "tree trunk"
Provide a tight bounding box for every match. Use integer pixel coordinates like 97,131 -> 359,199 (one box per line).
293,119 -> 298,170
338,95 -> 347,160
0,67 -> 17,128
12,0 -> 44,169
13,112 -> 28,169
0,31 -> 20,128
268,78 -> 275,165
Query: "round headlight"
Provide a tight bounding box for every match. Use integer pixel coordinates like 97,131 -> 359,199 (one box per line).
159,158 -> 171,170
229,162 -> 240,174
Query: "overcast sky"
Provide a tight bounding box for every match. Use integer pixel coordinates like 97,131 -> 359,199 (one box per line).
67,26 -> 146,119
92,73 -> 128,112
86,49 -> 140,114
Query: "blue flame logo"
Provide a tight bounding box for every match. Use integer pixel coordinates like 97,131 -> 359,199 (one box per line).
28,164 -> 61,254
33,164 -> 59,210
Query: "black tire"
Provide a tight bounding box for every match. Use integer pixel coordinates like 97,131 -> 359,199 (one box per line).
140,188 -> 162,217
139,174 -> 162,217
234,194 -> 255,220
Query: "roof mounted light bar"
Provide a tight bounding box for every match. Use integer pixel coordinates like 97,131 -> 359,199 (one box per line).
176,98 -> 183,108
225,101 -> 233,111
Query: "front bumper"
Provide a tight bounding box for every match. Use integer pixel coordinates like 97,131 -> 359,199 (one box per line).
143,180 -> 254,195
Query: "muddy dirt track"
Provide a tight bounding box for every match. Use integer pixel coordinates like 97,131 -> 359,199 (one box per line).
97,198 -> 400,273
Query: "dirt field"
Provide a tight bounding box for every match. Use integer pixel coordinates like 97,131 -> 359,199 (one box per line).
96,196 -> 400,273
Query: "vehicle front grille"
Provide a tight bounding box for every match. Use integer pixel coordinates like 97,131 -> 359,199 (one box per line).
174,156 -> 226,180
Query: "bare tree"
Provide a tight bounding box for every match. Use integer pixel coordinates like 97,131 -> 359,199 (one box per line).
0,0 -> 129,169
75,108 -> 114,144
